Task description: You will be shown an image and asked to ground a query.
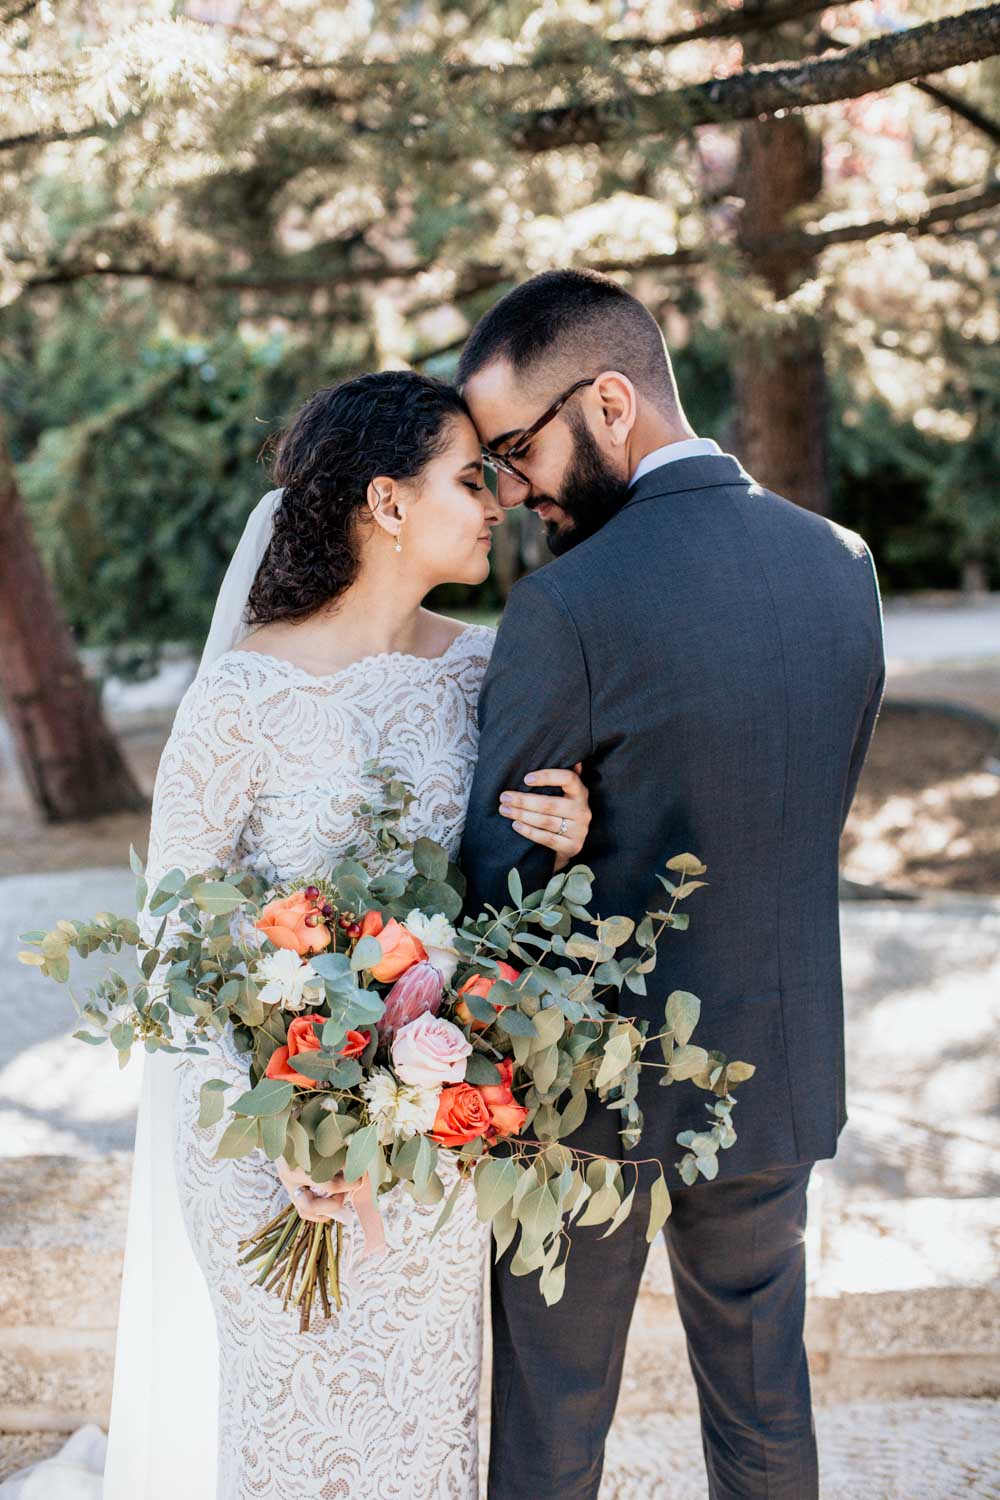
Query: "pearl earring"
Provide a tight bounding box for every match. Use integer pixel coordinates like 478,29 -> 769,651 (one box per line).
394,536 -> 402,554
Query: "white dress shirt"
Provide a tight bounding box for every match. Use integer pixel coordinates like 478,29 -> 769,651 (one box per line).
629,437 -> 722,488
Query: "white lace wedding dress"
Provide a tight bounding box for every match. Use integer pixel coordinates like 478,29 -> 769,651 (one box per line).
158,624 -> 497,1499
0,623 -> 496,1500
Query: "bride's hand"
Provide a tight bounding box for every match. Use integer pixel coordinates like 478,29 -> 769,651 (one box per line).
276,1158 -> 361,1224
499,761 -> 591,873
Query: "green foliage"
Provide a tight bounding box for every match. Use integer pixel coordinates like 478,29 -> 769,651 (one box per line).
11,328 -> 308,674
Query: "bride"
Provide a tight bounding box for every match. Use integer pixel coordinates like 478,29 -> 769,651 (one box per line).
0,370 -> 590,1500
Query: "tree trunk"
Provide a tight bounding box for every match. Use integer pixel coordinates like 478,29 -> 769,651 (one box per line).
731,6 -> 831,513
0,438 -> 148,821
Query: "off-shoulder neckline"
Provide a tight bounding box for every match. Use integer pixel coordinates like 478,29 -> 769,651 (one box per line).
219,621 -> 493,688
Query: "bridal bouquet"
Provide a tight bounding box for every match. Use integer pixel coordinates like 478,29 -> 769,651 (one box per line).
20,763 -> 755,1323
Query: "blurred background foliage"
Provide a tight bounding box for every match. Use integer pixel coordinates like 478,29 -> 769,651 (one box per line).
1,0 -> 998,674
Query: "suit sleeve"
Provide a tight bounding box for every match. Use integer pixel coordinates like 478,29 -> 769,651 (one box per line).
841,540 -> 886,831
461,573 -> 593,918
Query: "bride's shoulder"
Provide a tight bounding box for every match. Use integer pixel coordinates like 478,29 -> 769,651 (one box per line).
447,619 -> 497,670
173,651 -> 277,725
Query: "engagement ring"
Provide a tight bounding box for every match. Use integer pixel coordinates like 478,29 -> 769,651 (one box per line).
559,817 -> 568,837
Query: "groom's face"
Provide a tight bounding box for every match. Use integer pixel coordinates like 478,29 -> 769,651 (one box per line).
463,360 -> 630,556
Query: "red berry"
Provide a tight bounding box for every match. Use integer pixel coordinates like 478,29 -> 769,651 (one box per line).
304,885 -> 320,901
304,913 -> 321,928
347,922 -> 362,938
338,914 -> 353,930
321,903 -> 334,918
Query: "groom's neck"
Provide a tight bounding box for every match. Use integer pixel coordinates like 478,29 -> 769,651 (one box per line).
626,410 -> 699,477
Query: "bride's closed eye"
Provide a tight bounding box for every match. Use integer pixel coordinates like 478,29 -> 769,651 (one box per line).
463,481 -> 485,493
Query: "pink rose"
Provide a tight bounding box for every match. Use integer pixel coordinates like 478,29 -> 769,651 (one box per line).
391,1013 -> 472,1089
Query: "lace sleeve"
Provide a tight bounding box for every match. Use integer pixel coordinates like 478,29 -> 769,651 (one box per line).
140,658 -> 269,1066
144,658 -> 268,908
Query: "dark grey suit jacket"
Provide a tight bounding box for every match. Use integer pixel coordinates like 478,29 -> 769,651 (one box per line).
460,453 -> 885,1180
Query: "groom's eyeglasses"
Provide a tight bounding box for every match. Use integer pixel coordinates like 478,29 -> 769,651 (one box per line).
480,377 -> 596,486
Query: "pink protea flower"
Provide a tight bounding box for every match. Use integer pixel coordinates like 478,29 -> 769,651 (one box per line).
379,961 -> 444,1041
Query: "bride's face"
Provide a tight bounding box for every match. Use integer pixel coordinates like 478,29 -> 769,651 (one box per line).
383,413 -> 502,589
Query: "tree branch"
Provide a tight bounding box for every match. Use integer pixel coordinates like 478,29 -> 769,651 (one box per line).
820,28 -> 1000,145
14,182 -> 997,305
508,4 -> 1000,152
270,0 -> 837,91
0,110 -> 145,155
749,179 -> 1000,257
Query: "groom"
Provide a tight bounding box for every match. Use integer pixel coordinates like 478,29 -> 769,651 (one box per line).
458,270 -> 885,1500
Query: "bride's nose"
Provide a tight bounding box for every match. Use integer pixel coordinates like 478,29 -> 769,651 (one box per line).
483,492 -> 503,527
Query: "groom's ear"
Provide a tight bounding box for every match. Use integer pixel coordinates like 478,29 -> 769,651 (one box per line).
592,371 -> 637,449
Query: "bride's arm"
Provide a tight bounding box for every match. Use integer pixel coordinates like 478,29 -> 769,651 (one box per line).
140,659 -> 268,992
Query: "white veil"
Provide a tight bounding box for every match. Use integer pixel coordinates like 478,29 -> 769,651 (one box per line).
102,488 -> 284,1499
0,491 -> 283,1500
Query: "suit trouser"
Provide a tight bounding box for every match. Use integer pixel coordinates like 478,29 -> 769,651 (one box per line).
487,1162 -> 818,1500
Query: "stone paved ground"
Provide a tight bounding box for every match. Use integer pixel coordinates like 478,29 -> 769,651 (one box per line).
6,1398 -> 1000,1496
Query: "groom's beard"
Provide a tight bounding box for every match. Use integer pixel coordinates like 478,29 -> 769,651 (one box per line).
528,416 -> 631,556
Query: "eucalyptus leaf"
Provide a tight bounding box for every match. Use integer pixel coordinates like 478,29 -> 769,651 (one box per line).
496,1008 -> 537,1038
345,1122 -> 379,1182
576,1185 -> 619,1227
669,1044 -> 709,1081
491,1198 -> 518,1261
516,1182 -> 560,1253
541,1260 -> 567,1306
601,1184 -> 636,1238
726,1060 -> 756,1084
645,1175 -> 673,1242
595,1032 -> 633,1089
198,1080 -> 228,1129
665,991 -> 701,1047
191,881 -> 246,917
285,1117 -> 312,1172
464,1052 -> 504,1087
474,1156 -> 520,1222
532,1006 -> 565,1047
215,1115 -> 261,1160
557,1089 -> 588,1138
413,837 -> 449,882
260,1110 -> 288,1160
531,1042 -> 559,1096
232,1078 -> 294,1117
350,936 -> 384,972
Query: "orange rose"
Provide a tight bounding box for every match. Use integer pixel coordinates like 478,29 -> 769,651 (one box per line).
454,961 -> 521,1031
358,910 -> 384,938
256,891 -> 332,956
478,1058 -> 528,1139
265,1012 -> 326,1089
340,1028 -> 371,1060
430,1082 -> 493,1148
366,917 -> 427,983
265,1015 -> 370,1089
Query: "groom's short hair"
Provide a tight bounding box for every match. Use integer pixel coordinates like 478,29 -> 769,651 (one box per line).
456,269 -> 680,415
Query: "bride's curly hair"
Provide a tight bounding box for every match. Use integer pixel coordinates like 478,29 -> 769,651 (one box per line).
246,370 -> 471,626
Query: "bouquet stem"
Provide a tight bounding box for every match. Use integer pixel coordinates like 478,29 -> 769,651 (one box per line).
238,1203 -> 344,1331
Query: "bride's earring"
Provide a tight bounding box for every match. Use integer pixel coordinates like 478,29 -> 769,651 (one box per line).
394,522 -> 404,555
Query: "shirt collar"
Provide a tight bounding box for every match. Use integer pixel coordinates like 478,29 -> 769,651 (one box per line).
629,438 -> 722,488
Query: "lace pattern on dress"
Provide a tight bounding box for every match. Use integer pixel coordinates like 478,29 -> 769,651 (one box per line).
143,624 -> 495,1499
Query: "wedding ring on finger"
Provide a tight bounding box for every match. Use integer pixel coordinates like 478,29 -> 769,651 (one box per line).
559,817 -> 568,837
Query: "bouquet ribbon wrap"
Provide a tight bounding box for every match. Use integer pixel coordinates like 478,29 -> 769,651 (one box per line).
314,1173 -> 386,1258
